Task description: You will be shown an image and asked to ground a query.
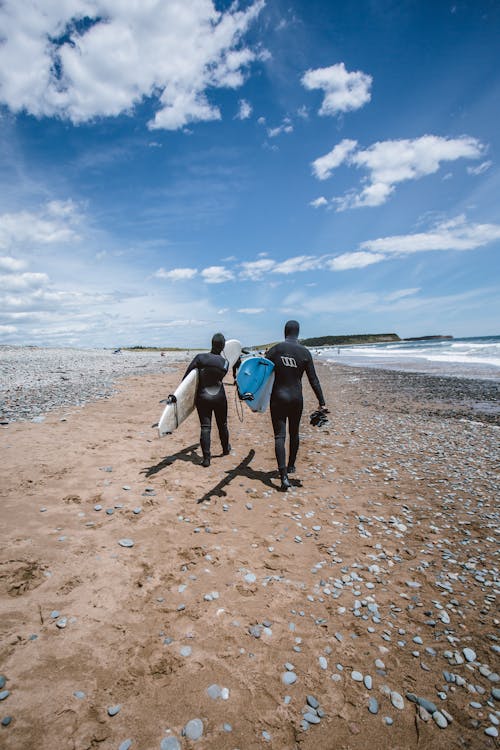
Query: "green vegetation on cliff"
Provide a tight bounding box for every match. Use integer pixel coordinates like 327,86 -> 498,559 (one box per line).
300,333 -> 401,347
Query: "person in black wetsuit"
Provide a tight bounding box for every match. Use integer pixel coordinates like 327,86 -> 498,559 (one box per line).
266,320 -> 326,491
183,333 -> 231,467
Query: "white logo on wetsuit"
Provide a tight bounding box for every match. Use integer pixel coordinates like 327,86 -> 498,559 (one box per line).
281,356 -> 297,367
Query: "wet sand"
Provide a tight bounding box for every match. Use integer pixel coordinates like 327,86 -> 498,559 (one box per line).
0,361 -> 499,749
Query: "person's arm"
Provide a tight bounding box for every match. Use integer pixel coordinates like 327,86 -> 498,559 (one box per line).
305,354 -> 326,407
182,354 -> 200,380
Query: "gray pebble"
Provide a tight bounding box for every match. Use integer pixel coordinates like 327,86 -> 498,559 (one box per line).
73,691 -> 86,699
1,716 -> 12,726
160,738 -> 181,750
304,712 -> 320,724
262,730 -> 272,741
368,697 -> 379,714
0,691 -> 10,701
50,610 -> 60,619
119,741 -> 133,750
244,573 -> 256,584
364,675 -> 373,690
492,688 -> 500,700
463,648 -> 476,662
306,695 -> 319,709
223,723 -> 232,732
432,711 -> 448,728
351,671 -> 363,682
384,717 -> 393,725
390,691 -> 404,710
56,617 -> 68,629
108,704 -> 121,716
0,677 -> 5,689
207,684 -> 221,700
180,646 -> 192,657
318,656 -> 327,670
133,507 -> 142,514
106,509 -> 114,515
282,672 -> 297,685
118,538 -> 134,547
485,727 -> 499,738
184,718 -> 203,741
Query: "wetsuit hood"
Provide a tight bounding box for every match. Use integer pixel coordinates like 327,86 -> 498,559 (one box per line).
211,332 -> 225,354
284,320 -> 300,340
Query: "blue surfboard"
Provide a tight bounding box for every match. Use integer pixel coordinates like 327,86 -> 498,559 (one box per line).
236,356 -> 275,413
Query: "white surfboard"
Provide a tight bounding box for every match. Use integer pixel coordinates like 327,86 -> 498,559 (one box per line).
158,339 -> 242,436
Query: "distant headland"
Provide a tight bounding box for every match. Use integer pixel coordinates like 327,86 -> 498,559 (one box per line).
300,333 -> 453,346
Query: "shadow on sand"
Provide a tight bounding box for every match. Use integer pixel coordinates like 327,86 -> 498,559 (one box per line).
141,443 -> 201,478
196,448 -> 281,504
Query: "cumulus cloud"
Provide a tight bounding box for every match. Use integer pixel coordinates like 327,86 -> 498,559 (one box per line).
239,258 -> 277,280
312,135 -> 485,208
0,255 -> 27,271
155,267 -> 198,281
309,196 -> 328,208
236,99 -> 252,120
0,271 -> 49,291
0,201 -> 82,250
201,265 -> 235,283
301,62 -> 372,116
312,139 -> 358,180
0,0 -> 264,130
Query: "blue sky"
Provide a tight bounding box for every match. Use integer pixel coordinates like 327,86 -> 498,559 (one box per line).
0,0 -> 499,348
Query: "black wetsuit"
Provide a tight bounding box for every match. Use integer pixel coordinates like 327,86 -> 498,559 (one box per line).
266,337 -> 325,472
183,352 -> 229,459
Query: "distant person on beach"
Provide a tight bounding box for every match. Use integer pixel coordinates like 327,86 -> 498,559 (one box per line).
183,333 -> 230,468
266,320 -> 327,491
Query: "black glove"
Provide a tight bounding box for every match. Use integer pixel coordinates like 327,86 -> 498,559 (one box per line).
310,408 -> 329,427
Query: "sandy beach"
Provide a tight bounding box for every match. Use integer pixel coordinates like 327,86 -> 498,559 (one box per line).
0,358 -> 499,749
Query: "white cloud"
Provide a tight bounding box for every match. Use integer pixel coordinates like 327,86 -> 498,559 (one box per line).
0,324 -> 17,334
361,216 -> 500,254
272,255 -> 324,274
467,160 -> 492,175
201,265 -> 235,283
155,267 -> 198,281
386,288 -> 420,301
0,271 -> 49,291
311,139 -> 358,180
310,196 -> 328,208
312,135 -> 485,208
0,255 -> 27,271
301,62 -> 372,116
0,0 -> 265,130
239,258 -> 276,280
327,251 -> 386,271
267,118 -> 294,138
0,201 -> 82,250
237,307 -> 264,314
236,99 -> 252,120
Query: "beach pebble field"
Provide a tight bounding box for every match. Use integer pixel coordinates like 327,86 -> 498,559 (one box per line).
0,353 -> 498,749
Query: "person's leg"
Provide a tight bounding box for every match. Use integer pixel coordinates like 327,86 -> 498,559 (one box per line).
287,399 -> 303,472
196,399 -> 213,466
214,392 -> 230,454
270,402 -> 290,490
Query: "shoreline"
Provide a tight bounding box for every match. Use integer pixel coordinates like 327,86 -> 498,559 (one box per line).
0,361 -> 498,748
1,351 -> 498,426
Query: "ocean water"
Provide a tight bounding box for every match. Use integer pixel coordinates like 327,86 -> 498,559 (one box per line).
316,336 -> 500,381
